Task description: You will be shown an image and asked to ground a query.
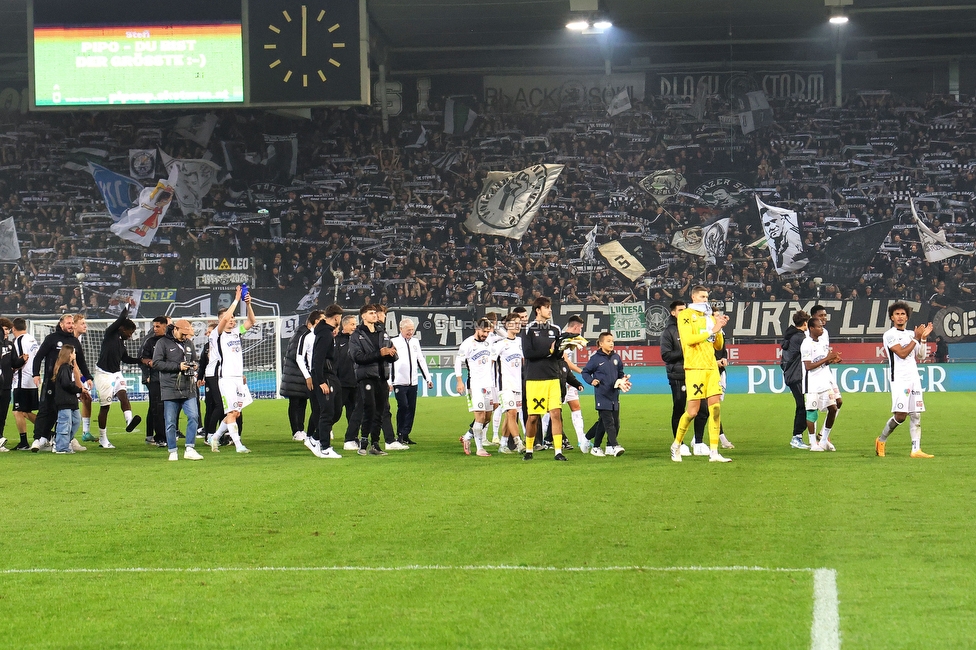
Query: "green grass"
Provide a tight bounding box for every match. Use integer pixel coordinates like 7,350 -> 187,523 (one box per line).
1,392 -> 975,648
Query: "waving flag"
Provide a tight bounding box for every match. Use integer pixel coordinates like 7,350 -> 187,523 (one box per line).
159,150 -> 220,216
911,200 -> 973,262
87,163 -> 144,222
0,217 -> 21,261
445,97 -> 477,135
670,217 -> 731,264
638,169 -> 686,204
463,164 -> 563,240
756,197 -> 808,272
607,89 -> 632,117
110,167 -> 178,247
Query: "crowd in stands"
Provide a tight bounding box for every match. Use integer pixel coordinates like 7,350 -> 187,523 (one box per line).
0,88 -> 974,315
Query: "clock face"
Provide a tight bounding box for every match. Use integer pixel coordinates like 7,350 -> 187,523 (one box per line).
247,0 -> 365,105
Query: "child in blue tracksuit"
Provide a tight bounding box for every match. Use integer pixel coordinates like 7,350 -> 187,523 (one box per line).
581,332 -> 631,457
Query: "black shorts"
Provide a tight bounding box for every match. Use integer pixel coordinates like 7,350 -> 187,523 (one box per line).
13,387 -> 39,413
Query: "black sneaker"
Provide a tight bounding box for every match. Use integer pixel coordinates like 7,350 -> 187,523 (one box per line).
13,440 -> 30,451
155,440 -> 168,448
145,436 -> 154,445
563,442 -> 575,451
402,436 -> 417,445
523,451 -> 533,461
125,415 -> 142,432
554,452 -> 568,462
368,445 -> 388,456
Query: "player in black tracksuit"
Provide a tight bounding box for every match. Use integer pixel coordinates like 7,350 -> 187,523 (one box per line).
308,305 -> 344,457
140,316 -> 170,446
31,315 -> 92,449
334,316 -> 361,446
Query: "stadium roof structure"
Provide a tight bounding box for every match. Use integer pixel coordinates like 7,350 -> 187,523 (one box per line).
0,0 -> 973,86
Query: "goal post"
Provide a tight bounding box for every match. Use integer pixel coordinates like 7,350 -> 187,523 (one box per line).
28,316 -> 283,400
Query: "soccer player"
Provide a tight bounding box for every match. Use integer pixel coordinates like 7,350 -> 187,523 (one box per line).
455,318 -> 496,457
349,304 -> 398,456
492,312 -> 526,454
92,304 -> 143,449
10,318 -> 39,450
670,285 -> 732,463
335,315 -> 361,451
660,300 -> 712,456
0,317 -> 26,451
782,310 -> 813,449
809,304 -> 843,412
547,314 -> 586,450
523,297 -> 569,461
800,318 -> 841,451
72,314 -> 94,446
581,332 -> 631,456
210,285 -> 254,454
877,302 -> 934,459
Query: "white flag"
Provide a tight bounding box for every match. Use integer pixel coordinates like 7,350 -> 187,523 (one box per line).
0,217 -> 21,261
174,113 -> 218,147
159,150 -> 220,216
129,148 -> 157,180
581,224 -> 599,262
756,197 -> 808,272
110,167 -> 178,247
911,200 -> 973,262
463,164 -> 564,240
607,89 -> 631,117
670,218 -> 731,264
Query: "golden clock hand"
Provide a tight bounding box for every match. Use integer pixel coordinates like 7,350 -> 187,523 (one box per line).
302,5 -> 307,57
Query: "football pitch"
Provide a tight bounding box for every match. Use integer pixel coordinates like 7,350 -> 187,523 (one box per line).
1,392 -> 974,648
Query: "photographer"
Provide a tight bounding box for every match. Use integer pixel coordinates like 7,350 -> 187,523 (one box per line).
152,319 -> 203,462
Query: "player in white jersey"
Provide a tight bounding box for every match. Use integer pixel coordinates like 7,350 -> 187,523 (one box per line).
483,312 -> 508,445
210,285 -> 256,454
492,313 -> 526,454
808,304 -> 843,410
877,302 -> 934,458
11,319 -> 39,450
455,318 -> 496,457
800,317 -> 842,451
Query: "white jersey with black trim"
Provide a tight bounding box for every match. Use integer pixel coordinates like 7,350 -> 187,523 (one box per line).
492,336 -> 523,392
455,335 -> 494,386
13,333 -> 39,389
205,329 -> 221,378
883,326 -> 925,383
218,326 -> 246,378
800,336 -> 833,394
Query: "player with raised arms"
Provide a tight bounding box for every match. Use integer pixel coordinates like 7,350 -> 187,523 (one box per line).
210,284 -> 255,454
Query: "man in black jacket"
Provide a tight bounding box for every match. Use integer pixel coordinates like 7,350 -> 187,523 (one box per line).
349,303 -> 398,456
31,314 -> 93,451
152,320 -> 203,462
0,317 -> 26,451
781,310 -> 811,449
279,310 -> 324,442
92,304 -> 143,449
140,315 -> 171,447
335,315 -> 361,450
307,303 -> 344,459
659,300 -> 708,457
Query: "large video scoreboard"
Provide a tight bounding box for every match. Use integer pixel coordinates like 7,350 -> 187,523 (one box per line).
27,0 -> 369,109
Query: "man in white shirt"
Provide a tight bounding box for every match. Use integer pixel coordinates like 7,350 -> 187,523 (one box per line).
492,313 -> 526,453
10,318 -> 39,450
800,318 -> 842,451
390,318 -> 432,446
877,302 -> 934,458
455,318 -> 496,457
210,285 -> 255,454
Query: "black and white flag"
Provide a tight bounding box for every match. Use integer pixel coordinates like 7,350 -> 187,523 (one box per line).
174,113 -> 218,147
129,148 -> 157,180
738,91 -> 773,134
598,239 -> 654,282
670,217 -> 730,264
159,150 -> 220,217
607,89 -> 632,117
638,169 -> 686,204
463,164 -> 564,240
0,217 -> 21,261
756,197 -> 808,273
911,200 -> 973,262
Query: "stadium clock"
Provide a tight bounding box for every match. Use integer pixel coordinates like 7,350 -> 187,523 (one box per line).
247,0 -> 368,106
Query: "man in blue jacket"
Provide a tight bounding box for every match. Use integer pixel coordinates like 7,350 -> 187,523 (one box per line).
581,332 -> 631,457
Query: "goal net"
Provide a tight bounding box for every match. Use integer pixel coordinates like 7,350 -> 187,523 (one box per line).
28,316 -> 282,400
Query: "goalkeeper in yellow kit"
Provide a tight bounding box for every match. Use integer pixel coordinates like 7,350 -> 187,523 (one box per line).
670,285 -> 733,463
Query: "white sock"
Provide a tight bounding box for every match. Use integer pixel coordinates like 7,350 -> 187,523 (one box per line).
880,417 -> 899,441
472,422 -> 485,451
216,421 -> 229,437
571,410 -> 584,443
82,417 -> 91,435
227,422 -> 244,450
541,413 -> 550,436
821,426 -> 831,441
123,410 -> 134,424
99,427 -> 110,444
909,413 -> 921,450
491,408 -> 502,441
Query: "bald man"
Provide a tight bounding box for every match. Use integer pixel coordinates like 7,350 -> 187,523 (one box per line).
152,319 -> 203,461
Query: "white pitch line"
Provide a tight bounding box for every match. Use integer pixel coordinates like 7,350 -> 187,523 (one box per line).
811,568 -> 841,650
2,564 -> 841,649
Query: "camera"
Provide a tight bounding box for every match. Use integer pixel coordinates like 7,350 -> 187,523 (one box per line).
182,361 -> 199,377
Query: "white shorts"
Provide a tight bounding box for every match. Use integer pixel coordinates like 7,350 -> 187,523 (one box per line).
805,389 -> 837,412
828,378 -> 841,401
218,377 -> 253,414
498,389 -> 523,413
719,371 -> 727,402
466,381 -> 496,413
93,369 -> 127,406
563,385 -> 579,404
890,378 -> 924,414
